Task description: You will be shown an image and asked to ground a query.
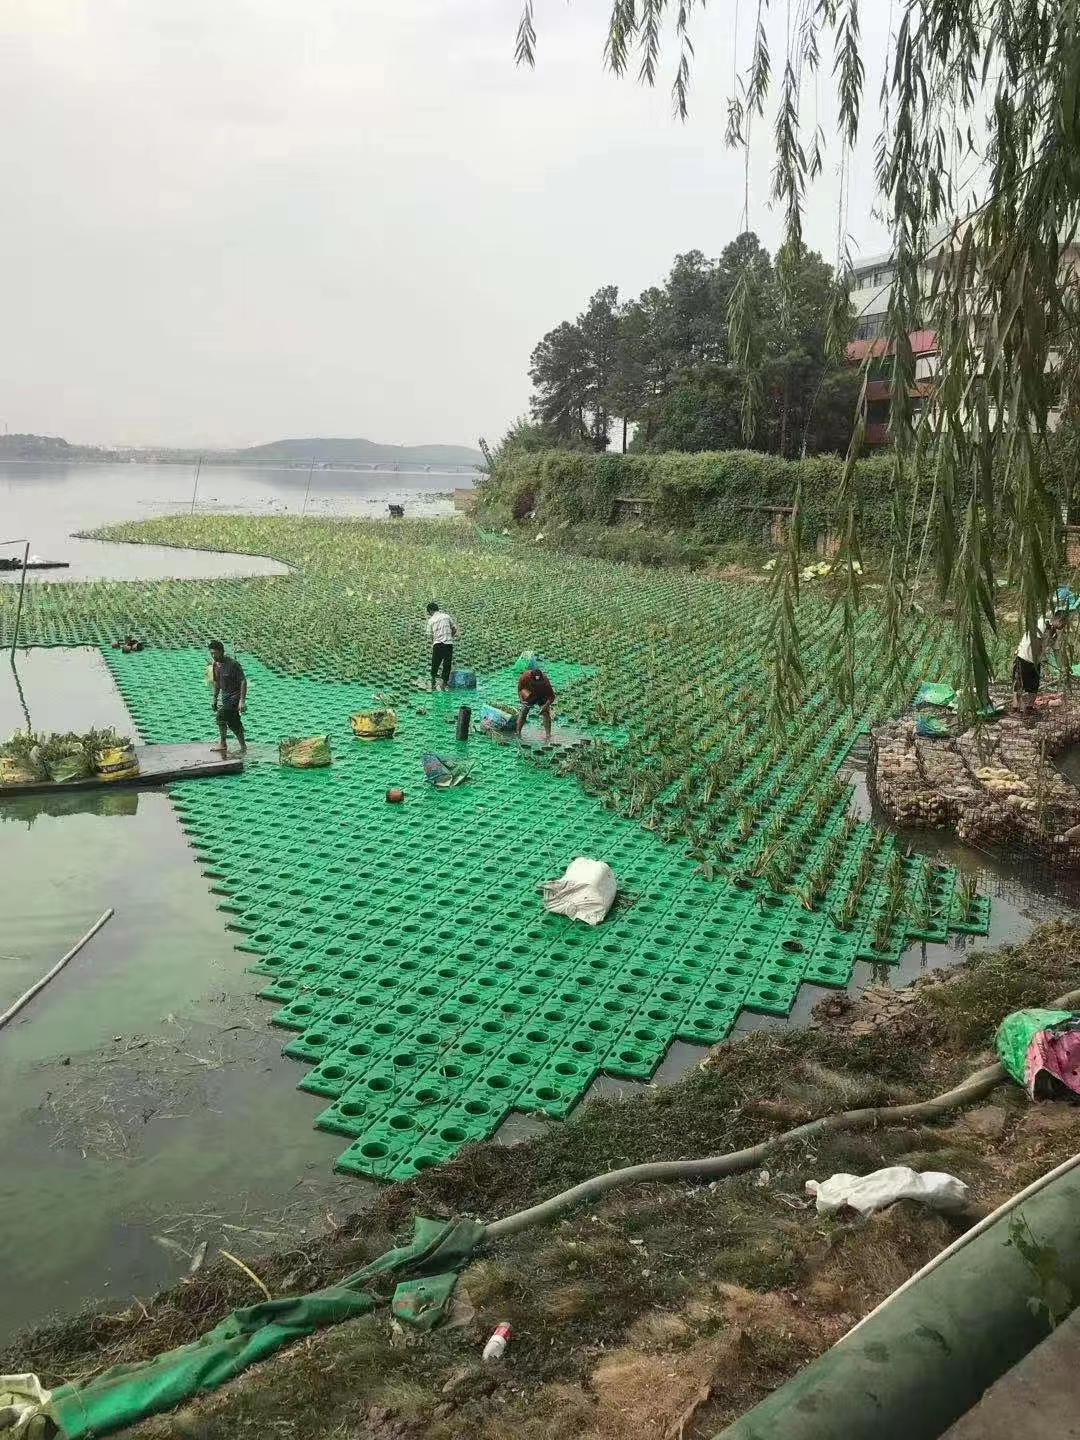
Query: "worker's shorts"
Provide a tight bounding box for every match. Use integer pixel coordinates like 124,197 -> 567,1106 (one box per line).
217,703 -> 244,734
1013,656 -> 1041,694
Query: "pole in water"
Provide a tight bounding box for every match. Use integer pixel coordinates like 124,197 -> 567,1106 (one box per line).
0,908 -> 115,1030
189,456 -> 203,515
301,455 -> 316,516
9,540 -> 30,661
8,653 -> 31,732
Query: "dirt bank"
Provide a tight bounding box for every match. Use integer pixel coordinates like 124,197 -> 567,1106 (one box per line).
872,690 -> 1080,858
5,920 -> 1080,1440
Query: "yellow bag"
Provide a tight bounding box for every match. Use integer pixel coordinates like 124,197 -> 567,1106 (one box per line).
279,735 -> 332,768
0,755 -> 36,786
350,709 -> 397,740
94,743 -> 140,782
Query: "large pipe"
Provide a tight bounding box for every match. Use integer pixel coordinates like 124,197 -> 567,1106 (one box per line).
715,1162 -> 1080,1440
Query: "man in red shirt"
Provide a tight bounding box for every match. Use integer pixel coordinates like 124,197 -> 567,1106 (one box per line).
516,665 -> 555,742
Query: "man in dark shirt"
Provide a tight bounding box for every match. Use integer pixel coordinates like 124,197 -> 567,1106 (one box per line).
209,640 -> 247,757
516,665 -> 555,742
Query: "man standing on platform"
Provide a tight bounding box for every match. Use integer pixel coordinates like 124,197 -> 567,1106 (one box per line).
209,640 -> 247,757
425,601 -> 457,690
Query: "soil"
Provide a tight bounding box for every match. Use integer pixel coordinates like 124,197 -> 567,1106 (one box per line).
5,920 -> 1080,1440
871,687 -> 1080,859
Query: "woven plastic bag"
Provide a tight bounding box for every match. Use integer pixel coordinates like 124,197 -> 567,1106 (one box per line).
350,709 -> 397,740
915,682 -> 956,708
448,671 -> 476,690
996,1008 -> 1076,1087
422,753 -> 468,789
542,858 -> 617,925
806,1166 -> 969,1216
279,735 -> 332,768
916,714 -> 952,739
94,743 -> 140,782
0,755 -> 36,786
480,703 -> 516,733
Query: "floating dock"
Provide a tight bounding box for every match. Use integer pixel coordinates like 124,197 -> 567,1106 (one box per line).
0,743 -> 242,797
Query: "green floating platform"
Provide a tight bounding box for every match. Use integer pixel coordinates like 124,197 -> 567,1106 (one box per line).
101,646 -> 989,1184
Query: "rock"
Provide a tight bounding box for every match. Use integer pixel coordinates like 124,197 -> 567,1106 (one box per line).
959,1105 -> 1009,1140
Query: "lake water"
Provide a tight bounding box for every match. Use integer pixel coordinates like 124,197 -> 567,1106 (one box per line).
0,649 -> 369,1342
0,461 -> 471,582
0,462 -> 472,1342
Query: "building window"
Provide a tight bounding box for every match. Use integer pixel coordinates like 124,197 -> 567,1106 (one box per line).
854,313 -> 888,341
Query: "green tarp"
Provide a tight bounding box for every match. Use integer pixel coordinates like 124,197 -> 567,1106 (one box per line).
995,1009 -> 1074,1086
916,714 -> 952,738
915,682 -> 956,708
45,1216 -> 485,1439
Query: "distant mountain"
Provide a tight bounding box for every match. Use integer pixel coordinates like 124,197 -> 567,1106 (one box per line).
236,438 -> 483,469
0,432 -> 483,470
0,433 -> 121,461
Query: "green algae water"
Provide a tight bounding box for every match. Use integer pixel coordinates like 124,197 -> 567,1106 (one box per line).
0,651 -> 359,1343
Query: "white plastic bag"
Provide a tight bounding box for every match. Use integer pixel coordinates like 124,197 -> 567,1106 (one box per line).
0,1373 -> 52,1436
542,858 -> 617,926
805,1166 -> 969,1216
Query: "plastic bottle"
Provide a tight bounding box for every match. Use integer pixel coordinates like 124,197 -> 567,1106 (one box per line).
482,1321 -> 511,1361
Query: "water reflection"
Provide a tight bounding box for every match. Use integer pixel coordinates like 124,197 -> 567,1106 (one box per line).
0,788 -> 139,826
0,460 -> 468,583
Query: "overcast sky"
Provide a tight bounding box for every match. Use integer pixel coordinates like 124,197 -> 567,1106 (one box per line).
0,1 -> 894,449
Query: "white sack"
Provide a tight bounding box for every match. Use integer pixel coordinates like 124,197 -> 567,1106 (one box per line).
805,1165 -> 969,1216
542,858 -> 617,926
0,1374 -> 52,1437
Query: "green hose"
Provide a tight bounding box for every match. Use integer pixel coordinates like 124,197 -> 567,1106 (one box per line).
486,1060 -> 1004,1240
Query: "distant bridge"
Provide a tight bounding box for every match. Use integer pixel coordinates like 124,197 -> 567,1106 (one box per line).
293,462 -> 480,476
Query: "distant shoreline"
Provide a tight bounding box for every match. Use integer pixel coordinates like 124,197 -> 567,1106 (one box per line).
0,459 -> 479,478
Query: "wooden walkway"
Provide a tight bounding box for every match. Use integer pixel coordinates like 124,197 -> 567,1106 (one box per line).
0,743 -> 243,798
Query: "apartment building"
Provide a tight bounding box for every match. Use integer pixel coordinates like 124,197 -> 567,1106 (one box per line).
845,240 -> 1076,449
845,250 -> 937,449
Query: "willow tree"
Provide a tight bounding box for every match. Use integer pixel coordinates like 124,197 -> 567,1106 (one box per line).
515,1 -> 1080,722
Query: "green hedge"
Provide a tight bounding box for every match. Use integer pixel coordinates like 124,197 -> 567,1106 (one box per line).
477,448 -> 900,546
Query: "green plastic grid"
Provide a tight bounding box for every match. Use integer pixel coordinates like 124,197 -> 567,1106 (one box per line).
4,630 -> 990,1183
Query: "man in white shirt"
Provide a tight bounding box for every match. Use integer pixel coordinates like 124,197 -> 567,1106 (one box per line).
1013,609 -> 1066,714
425,602 -> 457,690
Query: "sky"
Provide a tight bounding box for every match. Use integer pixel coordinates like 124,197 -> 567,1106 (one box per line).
0,1 -> 894,450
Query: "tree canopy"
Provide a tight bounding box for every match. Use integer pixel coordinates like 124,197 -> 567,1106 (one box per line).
528,233 -> 855,457
515,1 -> 1080,722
